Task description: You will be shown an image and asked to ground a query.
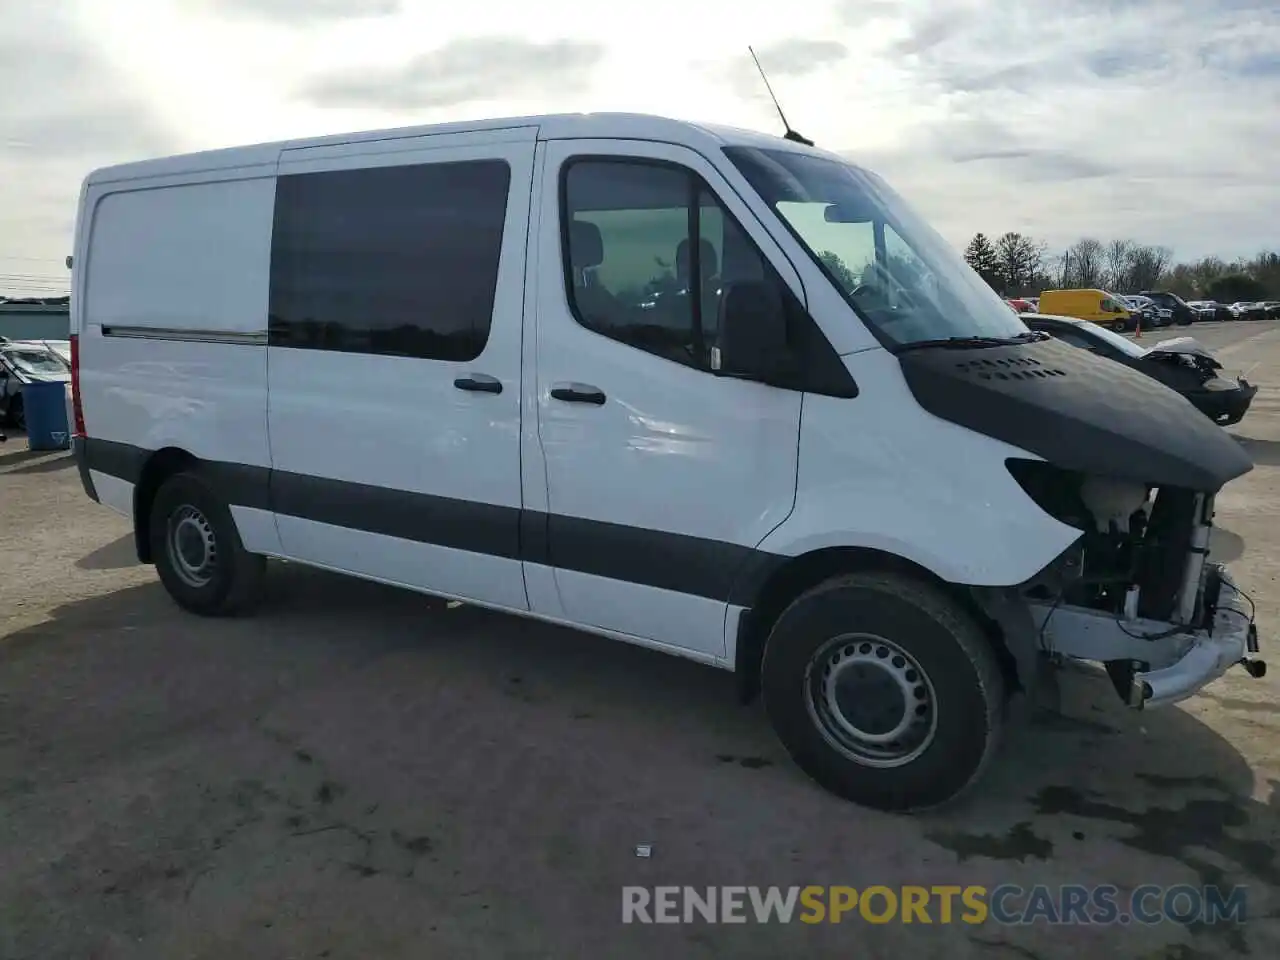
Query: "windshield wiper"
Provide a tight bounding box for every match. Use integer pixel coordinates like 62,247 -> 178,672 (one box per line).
894,331 -> 1049,353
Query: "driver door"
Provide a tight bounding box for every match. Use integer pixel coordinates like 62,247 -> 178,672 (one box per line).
528,139 -> 806,660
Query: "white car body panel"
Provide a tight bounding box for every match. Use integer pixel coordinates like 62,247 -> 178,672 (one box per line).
762,351 -> 1082,584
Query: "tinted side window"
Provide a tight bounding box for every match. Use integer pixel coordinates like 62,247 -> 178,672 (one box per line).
269,159 -> 511,361
562,159 -> 776,370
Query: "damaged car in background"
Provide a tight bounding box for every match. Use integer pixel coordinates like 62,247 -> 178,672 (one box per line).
1024,314 -> 1257,425
0,337 -> 71,429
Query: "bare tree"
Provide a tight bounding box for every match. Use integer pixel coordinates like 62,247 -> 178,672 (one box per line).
1126,245 -> 1172,292
1063,238 -> 1106,288
1104,239 -> 1134,291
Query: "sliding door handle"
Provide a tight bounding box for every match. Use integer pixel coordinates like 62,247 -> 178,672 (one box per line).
454,373 -> 503,394
550,383 -> 606,405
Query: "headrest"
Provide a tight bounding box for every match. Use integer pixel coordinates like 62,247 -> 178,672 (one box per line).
676,237 -> 718,278
569,220 -> 604,270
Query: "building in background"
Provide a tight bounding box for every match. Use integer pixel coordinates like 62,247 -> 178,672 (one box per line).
0,297 -> 70,340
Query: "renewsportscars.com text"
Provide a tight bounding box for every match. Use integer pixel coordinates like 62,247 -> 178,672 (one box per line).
621,884 -> 1248,926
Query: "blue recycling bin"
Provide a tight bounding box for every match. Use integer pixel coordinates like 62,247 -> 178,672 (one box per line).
23,381 -> 71,451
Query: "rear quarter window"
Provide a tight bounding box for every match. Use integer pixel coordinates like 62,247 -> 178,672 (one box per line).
85,177 -> 277,334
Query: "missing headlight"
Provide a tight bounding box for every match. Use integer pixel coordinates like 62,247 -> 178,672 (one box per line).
1004,458 -> 1090,529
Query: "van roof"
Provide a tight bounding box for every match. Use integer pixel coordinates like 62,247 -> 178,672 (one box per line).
85,112 -> 843,186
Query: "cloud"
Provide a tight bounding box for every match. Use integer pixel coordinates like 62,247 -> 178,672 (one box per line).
723,37 -> 849,102
752,39 -> 849,76
0,2 -> 179,290
814,0 -> 1280,259
0,37 -> 172,161
890,6 -> 969,56
300,36 -> 605,110
193,0 -> 400,22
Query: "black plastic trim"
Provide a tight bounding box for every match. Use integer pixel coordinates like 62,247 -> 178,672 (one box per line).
897,337 -> 1254,492
80,439 -> 785,605
72,436 -> 99,503
81,437 -> 146,484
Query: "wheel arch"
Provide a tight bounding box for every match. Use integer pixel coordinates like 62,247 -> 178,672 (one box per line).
133,446 -> 199,563
732,546 -> 1018,705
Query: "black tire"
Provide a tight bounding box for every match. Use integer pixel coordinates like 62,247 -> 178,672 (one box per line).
149,470 -> 265,616
761,571 -> 1005,812
9,395 -> 23,430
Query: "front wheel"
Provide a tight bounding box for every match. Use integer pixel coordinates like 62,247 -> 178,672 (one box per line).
149,470 -> 265,616
761,572 -> 1005,812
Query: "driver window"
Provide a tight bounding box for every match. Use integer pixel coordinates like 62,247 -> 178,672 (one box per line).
562,158 -> 776,371
776,201 -> 873,296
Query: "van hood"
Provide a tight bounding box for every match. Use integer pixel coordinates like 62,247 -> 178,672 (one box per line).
897,336 -> 1253,492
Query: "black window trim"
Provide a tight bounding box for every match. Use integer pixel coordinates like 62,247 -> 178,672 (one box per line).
556,153 -> 856,398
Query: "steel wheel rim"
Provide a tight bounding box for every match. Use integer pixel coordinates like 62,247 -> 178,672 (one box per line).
167,504 -> 217,588
804,633 -> 939,768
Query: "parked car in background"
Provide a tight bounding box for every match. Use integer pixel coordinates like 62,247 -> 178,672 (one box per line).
0,338 -> 72,428
1025,314 -> 1257,425
1186,300 -> 1230,322
1140,290 -> 1196,325
1005,297 -> 1036,313
1037,288 -> 1135,331
1121,295 -> 1167,328
1230,301 -> 1267,320
33,339 -> 71,365
1261,301 -> 1280,320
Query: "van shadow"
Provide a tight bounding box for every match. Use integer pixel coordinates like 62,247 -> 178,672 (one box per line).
75,534 -> 139,571
6,565 -> 1277,956
4,453 -> 72,476
1230,433 -> 1280,467
0,434 -> 38,467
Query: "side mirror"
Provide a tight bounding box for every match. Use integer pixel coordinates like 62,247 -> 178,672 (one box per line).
713,280 -> 789,380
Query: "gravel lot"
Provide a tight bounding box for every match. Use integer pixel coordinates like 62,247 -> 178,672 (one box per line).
2,322 -> 1279,960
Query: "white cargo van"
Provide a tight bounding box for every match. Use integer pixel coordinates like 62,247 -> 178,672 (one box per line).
68,113 -> 1262,811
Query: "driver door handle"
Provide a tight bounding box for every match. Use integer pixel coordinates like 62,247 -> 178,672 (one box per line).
550,382 -> 606,405
454,373 -> 503,394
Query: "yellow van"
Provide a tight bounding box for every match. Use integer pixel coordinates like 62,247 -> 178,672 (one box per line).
1037,289 -> 1134,332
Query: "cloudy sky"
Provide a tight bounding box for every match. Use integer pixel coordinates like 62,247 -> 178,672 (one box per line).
2,0 -> 1277,296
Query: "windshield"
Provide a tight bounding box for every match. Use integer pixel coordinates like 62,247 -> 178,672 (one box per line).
724,147 -> 1027,348
3,348 -> 68,376
1078,321 -> 1148,359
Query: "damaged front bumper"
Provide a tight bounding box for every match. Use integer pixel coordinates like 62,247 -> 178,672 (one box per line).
1027,564 -> 1264,709
1188,381 -> 1257,427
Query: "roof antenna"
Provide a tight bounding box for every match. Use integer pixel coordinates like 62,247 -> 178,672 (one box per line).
748,45 -> 814,146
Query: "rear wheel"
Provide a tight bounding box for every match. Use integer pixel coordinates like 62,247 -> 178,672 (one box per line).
149,470 -> 265,616
761,571 -> 1005,812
